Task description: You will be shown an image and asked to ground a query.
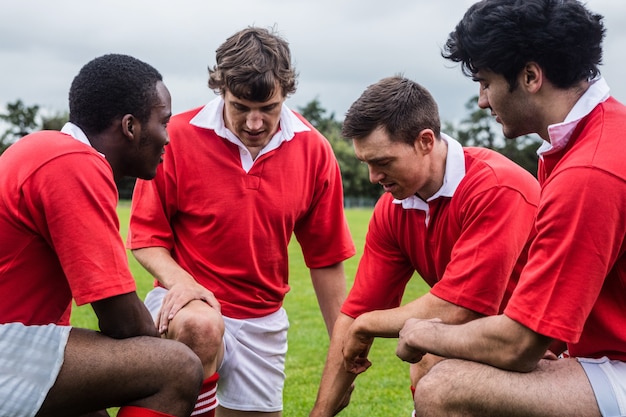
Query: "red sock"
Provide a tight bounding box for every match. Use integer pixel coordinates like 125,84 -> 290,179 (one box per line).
117,406 -> 174,417
190,373 -> 219,417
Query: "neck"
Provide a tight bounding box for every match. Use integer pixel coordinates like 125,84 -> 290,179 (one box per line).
538,80 -> 590,141
418,139 -> 448,201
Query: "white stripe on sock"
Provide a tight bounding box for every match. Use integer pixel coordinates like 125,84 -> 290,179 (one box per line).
191,391 -> 218,416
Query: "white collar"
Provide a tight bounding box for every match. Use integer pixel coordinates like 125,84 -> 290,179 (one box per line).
61,122 -> 92,147
60,122 -> 105,157
189,96 -> 311,172
538,77 -> 610,156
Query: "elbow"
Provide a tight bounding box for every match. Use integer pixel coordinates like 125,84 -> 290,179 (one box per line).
503,353 -> 540,373
92,293 -> 160,339
99,320 -> 159,339
498,334 -> 552,373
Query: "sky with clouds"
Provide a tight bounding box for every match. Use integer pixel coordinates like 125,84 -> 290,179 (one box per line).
1,0 -> 624,126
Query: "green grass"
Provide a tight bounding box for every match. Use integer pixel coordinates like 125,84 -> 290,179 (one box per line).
71,202 -> 429,416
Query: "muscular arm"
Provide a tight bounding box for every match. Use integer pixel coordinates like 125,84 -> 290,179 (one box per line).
311,293 -> 481,416
310,262 -> 347,337
351,292 -> 481,338
131,246 -> 220,333
132,246 -> 196,289
397,314 -> 553,372
310,313 -> 358,417
342,292 -> 482,374
91,292 -> 160,339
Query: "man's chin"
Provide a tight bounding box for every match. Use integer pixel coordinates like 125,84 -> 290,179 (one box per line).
389,191 -> 409,200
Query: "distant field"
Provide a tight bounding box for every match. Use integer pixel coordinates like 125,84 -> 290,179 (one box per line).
71,202 -> 429,416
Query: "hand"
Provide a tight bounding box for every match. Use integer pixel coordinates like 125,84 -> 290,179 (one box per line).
546,339 -> 567,359
542,350 -> 558,360
157,281 -> 221,334
396,318 -> 440,364
342,327 -> 374,375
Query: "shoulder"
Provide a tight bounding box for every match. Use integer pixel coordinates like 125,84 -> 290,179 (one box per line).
3,131 -> 101,169
463,147 -> 538,187
170,106 -> 205,127
288,112 -> 335,156
454,147 -> 540,207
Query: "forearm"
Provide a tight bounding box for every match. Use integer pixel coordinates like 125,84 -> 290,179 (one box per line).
311,314 -> 358,416
398,315 -> 552,372
311,263 -> 347,336
91,292 -> 160,338
132,246 -> 196,289
352,307 -> 416,340
134,246 -> 221,333
353,292 -> 481,340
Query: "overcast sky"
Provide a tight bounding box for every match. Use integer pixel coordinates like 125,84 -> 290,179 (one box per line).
1,0 -> 624,126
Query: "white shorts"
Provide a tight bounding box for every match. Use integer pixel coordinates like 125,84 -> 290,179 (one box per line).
579,356 -> 626,417
0,323 -> 70,417
145,287 -> 289,412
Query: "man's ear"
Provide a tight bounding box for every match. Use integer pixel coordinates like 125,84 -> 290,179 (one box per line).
416,129 -> 436,154
121,114 -> 136,140
522,62 -> 543,93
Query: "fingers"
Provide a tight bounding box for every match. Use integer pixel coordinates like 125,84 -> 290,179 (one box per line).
158,291 -> 179,334
201,292 -> 222,314
396,333 -> 426,363
157,284 -> 221,334
344,356 -> 372,375
157,306 -> 170,334
397,318 -> 431,364
543,350 -> 558,360
396,344 -> 426,364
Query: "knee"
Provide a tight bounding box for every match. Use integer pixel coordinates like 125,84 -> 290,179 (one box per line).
173,308 -> 225,348
162,340 -> 204,397
412,361 -> 458,416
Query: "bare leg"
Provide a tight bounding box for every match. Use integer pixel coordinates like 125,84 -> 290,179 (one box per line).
413,358 -> 600,417
166,300 -> 225,378
410,354 -> 444,387
36,328 -> 203,417
169,302 -> 287,417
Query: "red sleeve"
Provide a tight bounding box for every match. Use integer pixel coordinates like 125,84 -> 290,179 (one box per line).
127,162 -> 176,251
431,183 -> 536,316
293,134 -> 356,268
505,167 -> 626,343
341,195 -> 415,318
25,153 -> 136,305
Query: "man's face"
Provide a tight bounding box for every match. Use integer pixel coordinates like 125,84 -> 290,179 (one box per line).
133,80 -> 171,180
473,69 -> 534,139
222,86 -> 285,154
353,127 -> 432,201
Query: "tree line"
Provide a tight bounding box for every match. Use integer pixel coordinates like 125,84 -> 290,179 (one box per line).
0,98 -> 541,203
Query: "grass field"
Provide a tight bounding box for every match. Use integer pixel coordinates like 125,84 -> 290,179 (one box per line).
71,201 -> 429,416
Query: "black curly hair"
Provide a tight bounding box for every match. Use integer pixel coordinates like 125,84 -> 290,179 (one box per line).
69,53 -> 163,135
442,0 -> 605,91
